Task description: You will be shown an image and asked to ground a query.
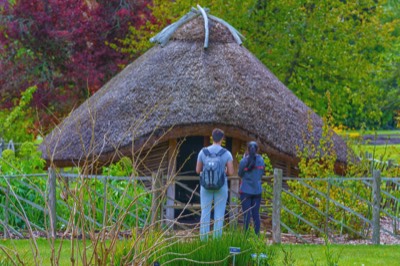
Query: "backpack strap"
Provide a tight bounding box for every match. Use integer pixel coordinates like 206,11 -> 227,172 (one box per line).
203,147 -> 226,157
216,148 -> 227,156
203,148 -> 211,156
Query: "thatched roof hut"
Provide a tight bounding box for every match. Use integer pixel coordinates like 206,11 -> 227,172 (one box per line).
40,9 -> 348,177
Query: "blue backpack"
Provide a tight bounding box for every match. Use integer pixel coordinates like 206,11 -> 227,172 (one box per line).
200,148 -> 227,190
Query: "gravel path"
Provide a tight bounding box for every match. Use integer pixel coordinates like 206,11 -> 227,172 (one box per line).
278,217 -> 400,245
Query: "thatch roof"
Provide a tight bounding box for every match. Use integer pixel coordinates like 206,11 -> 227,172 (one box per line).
39,11 -> 348,168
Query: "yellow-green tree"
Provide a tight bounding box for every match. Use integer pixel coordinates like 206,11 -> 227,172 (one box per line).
245,0 -> 399,129
118,0 -> 399,129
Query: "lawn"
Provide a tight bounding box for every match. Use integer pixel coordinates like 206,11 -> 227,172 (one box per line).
1,239 -> 400,265
277,244 -> 400,266
340,130 -> 400,137
338,129 -> 400,164
352,144 -> 400,164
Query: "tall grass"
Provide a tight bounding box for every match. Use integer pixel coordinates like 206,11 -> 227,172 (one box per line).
111,230 -> 276,265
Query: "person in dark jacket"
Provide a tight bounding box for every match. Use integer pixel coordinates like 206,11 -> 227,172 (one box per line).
238,141 -> 265,235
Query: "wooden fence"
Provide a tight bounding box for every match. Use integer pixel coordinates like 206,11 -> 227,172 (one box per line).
1,169 -> 400,244
0,170 -> 155,239
271,169 -> 400,244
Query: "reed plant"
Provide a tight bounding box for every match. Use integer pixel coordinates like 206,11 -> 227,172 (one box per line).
157,230 -> 275,265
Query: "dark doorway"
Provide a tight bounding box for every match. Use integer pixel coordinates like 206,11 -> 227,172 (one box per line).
175,136 -> 202,222
175,136 -> 232,223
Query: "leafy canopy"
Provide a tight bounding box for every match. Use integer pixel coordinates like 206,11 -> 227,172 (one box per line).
0,0 -> 152,131
119,0 -> 400,129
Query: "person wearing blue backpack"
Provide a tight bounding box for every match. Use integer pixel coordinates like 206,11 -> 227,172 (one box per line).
196,128 -> 234,240
238,141 -> 265,235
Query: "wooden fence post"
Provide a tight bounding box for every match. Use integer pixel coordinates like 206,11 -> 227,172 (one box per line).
272,168 -> 282,244
165,180 -> 175,226
165,139 -> 177,227
4,177 -> 10,238
151,173 -> 162,226
229,139 -> 241,227
372,170 -> 381,244
48,167 -> 57,239
102,177 -> 108,228
325,178 -> 331,236
229,177 -> 240,228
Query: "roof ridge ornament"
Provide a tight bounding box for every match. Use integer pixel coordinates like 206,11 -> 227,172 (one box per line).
150,5 -> 244,48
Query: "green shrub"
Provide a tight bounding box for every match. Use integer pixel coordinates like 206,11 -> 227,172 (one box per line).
0,86 -> 38,143
280,96 -> 374,237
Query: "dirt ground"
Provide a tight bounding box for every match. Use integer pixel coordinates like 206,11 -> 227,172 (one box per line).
276,216 -> 400,245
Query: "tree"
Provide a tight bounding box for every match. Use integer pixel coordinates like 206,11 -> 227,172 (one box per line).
378,0 -> 400,128
0,0 -> 152,132
120,0 -> 400,129
248,0 -> 399,129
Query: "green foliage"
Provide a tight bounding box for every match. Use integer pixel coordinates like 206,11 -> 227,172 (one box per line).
396,111 -> 400,128
0,153 -> 151,231
262,180 -> 273,206
279,124 -> 400,237
281,245 -> 296,266
0,247 -> 29,266
0,142 -> 47,229
261,154 -> 273,177
118,0 -> 400,129
0,149 -> 16,174
281,105 -> 375,237
0,142 -> 45,175
112,228 -> 165,265
236,149 -> 273,177
0,176 -> 47,229
310,236 -> 343,266
245,0 -> 399,129
1,175 -> 152,231
102,156 -> 135,177
346,130 -> 400,172
248,233 -> 277,266
282,178 -> 372,237
100,157 -> 151,227
117,0 -> 256,58
54,160 -> 152,230
18,142 -> 45,173
0,86 -> 37,142
296,96 -> 337,178
345,132 -> 400,224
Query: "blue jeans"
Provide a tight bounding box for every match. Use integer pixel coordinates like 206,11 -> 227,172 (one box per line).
240,193 -> 261,235
200,181 -> 228,240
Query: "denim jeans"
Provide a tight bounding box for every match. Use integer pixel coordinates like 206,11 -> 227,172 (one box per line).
200,181 -> 228,240
240,193 -> 261,235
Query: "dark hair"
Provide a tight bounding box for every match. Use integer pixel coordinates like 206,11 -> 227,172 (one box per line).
212,128 -> 224,142
246,141 -> 258,170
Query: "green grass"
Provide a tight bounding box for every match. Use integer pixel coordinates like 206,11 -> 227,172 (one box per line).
339,130 -> 400,136
276,244 -> 400,266
1,239 -> 400,265
337,129 -> 400,164
0,238 -> 74,265
352,144 -> 400,164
